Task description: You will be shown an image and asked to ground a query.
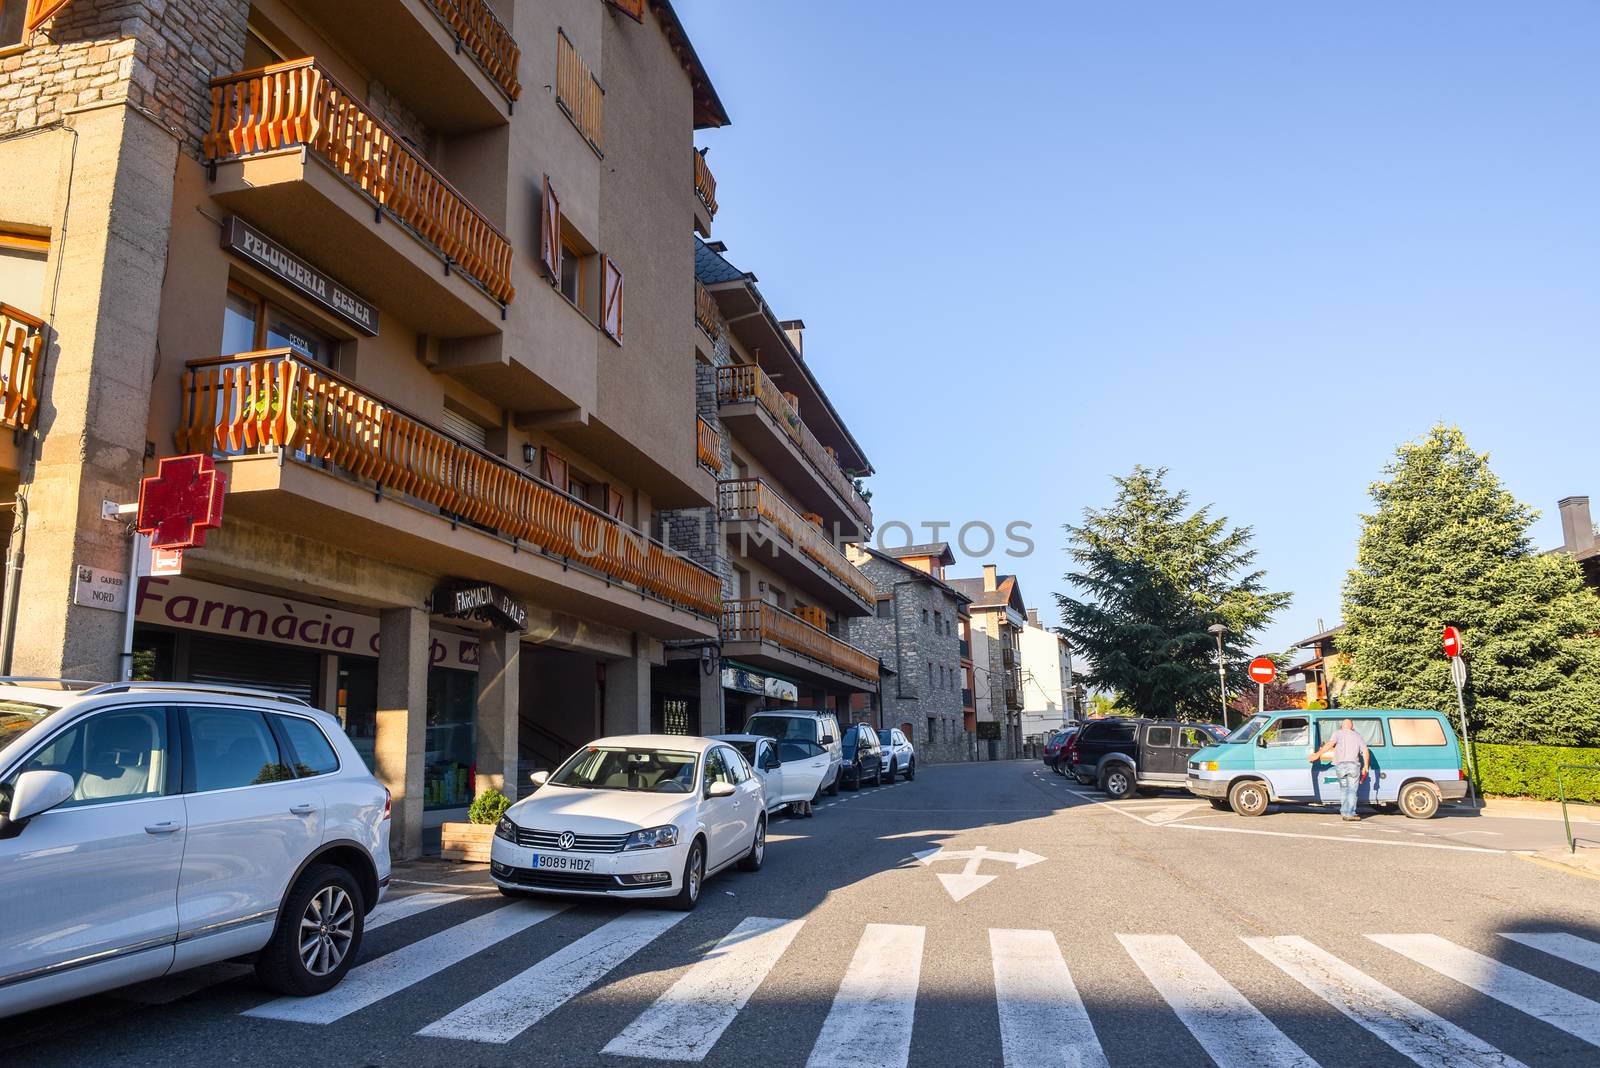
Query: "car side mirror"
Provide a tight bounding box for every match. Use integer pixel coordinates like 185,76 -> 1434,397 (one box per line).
764,757 -> 781,771
529,770 -> 549,787
707,781 -> 736,798
1257,736 -> 1269,748
8,770 -> 75,823
820,735 -> 835,746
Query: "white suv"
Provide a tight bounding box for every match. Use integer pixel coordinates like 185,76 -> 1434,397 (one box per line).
0,680 -> 390,1018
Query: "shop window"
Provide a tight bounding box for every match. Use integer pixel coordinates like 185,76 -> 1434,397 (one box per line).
336,656 -> 378,772
223,281 -> 338,366
425,667 -> 476,809
130,630 -> 176,682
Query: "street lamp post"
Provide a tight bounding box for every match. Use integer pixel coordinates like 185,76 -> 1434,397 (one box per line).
1207,623 -> 1230,729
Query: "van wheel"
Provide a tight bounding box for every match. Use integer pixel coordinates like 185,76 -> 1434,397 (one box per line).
1229,779 -> 1271,818
827,775 -> 840,797
1400,782 -> 1441,820
255,864 -> 365,996
1101,765 -> 1135,800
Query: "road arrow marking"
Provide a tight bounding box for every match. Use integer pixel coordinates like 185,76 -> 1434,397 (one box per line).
911,845 -> 1047,901
937,873 -> 996,902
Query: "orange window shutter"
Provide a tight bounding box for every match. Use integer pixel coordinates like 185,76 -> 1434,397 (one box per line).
540,448 -> 568,491
601,255 -> 624,343
606,486 -> 625,520
25,0 -> 74,32
608,0 -> 646,22
540,176 -> 562,284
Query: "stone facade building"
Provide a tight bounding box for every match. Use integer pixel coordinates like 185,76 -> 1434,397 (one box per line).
845,543 -> 970,764
949,565 -> 1027,758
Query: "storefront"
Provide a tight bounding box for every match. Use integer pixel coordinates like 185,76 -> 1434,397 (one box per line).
720,661 -> 799,727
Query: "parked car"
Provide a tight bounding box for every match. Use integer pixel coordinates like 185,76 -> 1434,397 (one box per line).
0,680 -> 391,1019
744,710 -> 843,797
876,728 -> 916,781
492,735 -> 765,911
839,723 -> 885,789
1067,718 -> 1220,799
713,733 -> 830,816
1187,709 -> 1468,819
1043,727 -> 1079,774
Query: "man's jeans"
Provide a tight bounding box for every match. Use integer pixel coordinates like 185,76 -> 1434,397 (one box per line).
1336,761 -> 1362,817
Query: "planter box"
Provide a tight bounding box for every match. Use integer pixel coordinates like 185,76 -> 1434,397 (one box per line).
441,821 -> 495,863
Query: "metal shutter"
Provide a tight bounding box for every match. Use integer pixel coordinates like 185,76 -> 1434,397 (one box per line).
439,407 -> 489,449
187,635 -> 320,705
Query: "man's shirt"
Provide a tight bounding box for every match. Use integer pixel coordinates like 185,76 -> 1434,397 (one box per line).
1330,728 -> 1369,764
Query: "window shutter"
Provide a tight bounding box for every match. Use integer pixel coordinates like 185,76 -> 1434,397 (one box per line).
540,176 -> 562,285
539,448 -> 568,491
25,0 -> 74,33
606,486 -> 625,520
600,255 -> 624,343
439,407 -> 489,449
608,0 -> 646,22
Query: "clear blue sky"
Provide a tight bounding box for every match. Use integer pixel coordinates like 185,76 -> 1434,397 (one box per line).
677,0 -> 1600,656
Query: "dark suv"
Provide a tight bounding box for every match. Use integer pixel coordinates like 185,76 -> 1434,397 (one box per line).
840,723 -> 884,789
1067,718 -> 1221,799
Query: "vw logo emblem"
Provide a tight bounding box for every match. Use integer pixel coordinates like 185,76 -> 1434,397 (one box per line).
557,831 -> 576,851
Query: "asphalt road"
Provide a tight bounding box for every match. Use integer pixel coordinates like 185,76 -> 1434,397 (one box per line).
7,760 -> 1600,1067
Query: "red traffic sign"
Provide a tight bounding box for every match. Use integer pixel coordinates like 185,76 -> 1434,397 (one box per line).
1442,626 -> 1463,659
137,454 -> 227,550
1248,657 -> 1276,684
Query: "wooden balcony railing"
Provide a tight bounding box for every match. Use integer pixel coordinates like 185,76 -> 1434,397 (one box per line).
204,58 -> 515,305
721,598 -> 878,685
696,415 -> 722,473
714,364 -> 871,530
425,0 -> 522,101
717,478 -> 875,606
176,349 -> 720,619
556,30 -> 604,155
695,282 -> 721,340
693,150 -> 718,217
0,303 -> 44,432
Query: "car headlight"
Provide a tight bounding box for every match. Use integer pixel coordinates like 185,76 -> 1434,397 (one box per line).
624,824 -> 680,850
495,816 -> 517,842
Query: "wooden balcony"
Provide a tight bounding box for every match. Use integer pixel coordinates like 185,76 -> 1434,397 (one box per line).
695,282 -> 721,341
423,0 -> 521,102
176,350 -> 721,629
693,150 -> 717,235
714,364 -> 872,535
205,59 -> 514,309
721,598 -> 879,690
0,303 -> 44,434
717,478 -> 875,613
696,416 -> 723,474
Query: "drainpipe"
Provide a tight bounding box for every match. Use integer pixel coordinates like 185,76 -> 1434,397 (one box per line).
0,495 -> 26,675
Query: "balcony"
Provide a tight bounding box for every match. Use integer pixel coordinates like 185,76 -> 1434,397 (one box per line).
721,598 -> 878,691
714,364 -> 872,535
176,349 -> 721,638
693,150 -> 717,235
695,282 -> 721,341
1,303 -> 43,432
696,416 -> 722,474
1005,687 -> 1023,710
204,58 -> 513,335
1002,647 -> 1015,668
717,479 -> 875,615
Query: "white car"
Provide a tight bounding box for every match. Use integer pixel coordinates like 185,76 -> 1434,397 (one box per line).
491,735 -> 765,910
876,728 -> 916,782
0,680 -> 391,1019
713,733 -> 831,817
744,710 -> 843,798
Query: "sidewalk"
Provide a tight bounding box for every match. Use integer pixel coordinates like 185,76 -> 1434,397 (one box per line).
1474,795 -> 1600,824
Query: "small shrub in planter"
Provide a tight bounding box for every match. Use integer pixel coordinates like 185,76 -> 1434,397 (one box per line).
469,787 -> 511,825
442,788 -> 512,863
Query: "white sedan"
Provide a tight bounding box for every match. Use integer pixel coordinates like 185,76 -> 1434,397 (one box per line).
490,735 -> 765,910
713,733 -> 831,817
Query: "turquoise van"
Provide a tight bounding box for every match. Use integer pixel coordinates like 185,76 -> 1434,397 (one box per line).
1185,709 -> 1467,819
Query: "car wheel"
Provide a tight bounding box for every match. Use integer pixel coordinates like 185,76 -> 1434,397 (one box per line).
844,768 -> 859,791
1074,773 -> 1094,786
1400,782 -> 1441,820
905,759 -> 915,781
255,864 -> 364,996
670,838 -> 706,911
739,817 -> 766,871
1101,764 -> 1134,800
827,773 -> 840,797
1228,779 -> 1271,818
884,761 -> 895,785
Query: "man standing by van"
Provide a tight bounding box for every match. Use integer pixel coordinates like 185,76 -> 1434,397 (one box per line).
1309,719 -> 1371,821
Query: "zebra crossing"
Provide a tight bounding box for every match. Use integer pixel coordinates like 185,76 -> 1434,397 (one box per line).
222,888 -> 1600,1065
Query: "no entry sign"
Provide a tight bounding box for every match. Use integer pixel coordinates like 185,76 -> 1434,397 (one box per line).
1442,626 -> 1463,658
1248,657 -> 1276,684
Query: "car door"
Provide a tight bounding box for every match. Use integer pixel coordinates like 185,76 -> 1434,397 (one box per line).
1312,717 -> 1385,803
1256,715 -> 1314,801
1141,724 -> 1178,780
777,739 -> 828,803
756,739 -> 784,811
1177,726 -> 1214,774
0,705 -> 184,992
700,748 -> 744,867
176,705 -> 325,949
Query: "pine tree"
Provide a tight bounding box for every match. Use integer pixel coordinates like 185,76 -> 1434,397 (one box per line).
1056,466 -> 1290,720
1340,425 -> 1600,744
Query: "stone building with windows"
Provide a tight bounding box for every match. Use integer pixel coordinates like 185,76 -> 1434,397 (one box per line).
948,565 -> 1027,759
844,543 -> 970,763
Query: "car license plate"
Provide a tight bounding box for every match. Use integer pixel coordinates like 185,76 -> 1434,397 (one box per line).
531,853 -> 593,872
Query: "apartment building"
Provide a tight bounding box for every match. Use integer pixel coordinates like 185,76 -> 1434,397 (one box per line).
1017,608 -> 1075,739
948,564 -> 1027,758
0,0 -> 736,858
672,237 -> 879,728
844,542 -> 970,763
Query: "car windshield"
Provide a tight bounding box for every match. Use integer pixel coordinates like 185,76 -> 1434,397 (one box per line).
731,741 -> 759,766
745,717 -> 816,742
1226,715 -> 1270,744
548,746 -> 699,793
0,701 -> 53,751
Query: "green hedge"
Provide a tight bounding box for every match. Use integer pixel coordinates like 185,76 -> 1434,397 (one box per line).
468,787 -> 511,825
1471,741 -> 1600,803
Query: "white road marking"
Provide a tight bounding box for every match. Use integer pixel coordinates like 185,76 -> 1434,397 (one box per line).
244,901 -> 563,1024
807,924 -> 924,1068
1117,934 -> 1317,1068
1144,804 -> 1206,825
1501,932 -> 1600,974
990,929 -> 1108,1068
602,916 -> 804,1062
914,846 -> 1046,902
418,910 -> 688,1043
1245,936 -> 1526,1068
366,891 -> 462,931
1369,934 -> 1600,1047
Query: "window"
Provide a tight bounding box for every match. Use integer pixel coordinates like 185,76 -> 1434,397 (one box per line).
1146,725 -> 1173,747
10,707 -> 171,808
0,1 -> 31,49
440,406 -> 491,451
222,281 -> 337,366
185,706 -> 292,792
921,609 -> 929,625
1316,718 -> 1386,748
1390,718 -> 1447,747
705,748 -> 736,789
724,747 -> 751,782
1090,720 -> 1137,744
927,717 -> 937,741
1261,717 -> 1310,748
927,662 -> 933,687
425,669 -> 476,809
275,714 -> 340,776
934,611 -> 942,632
1180,727 -> 1214,749
0,226 -> 48,312
876,598 -> 892,619
777,739 -> 823,762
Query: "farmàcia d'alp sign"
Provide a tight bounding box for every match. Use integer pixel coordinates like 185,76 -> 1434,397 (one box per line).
136,576 -> 478,672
